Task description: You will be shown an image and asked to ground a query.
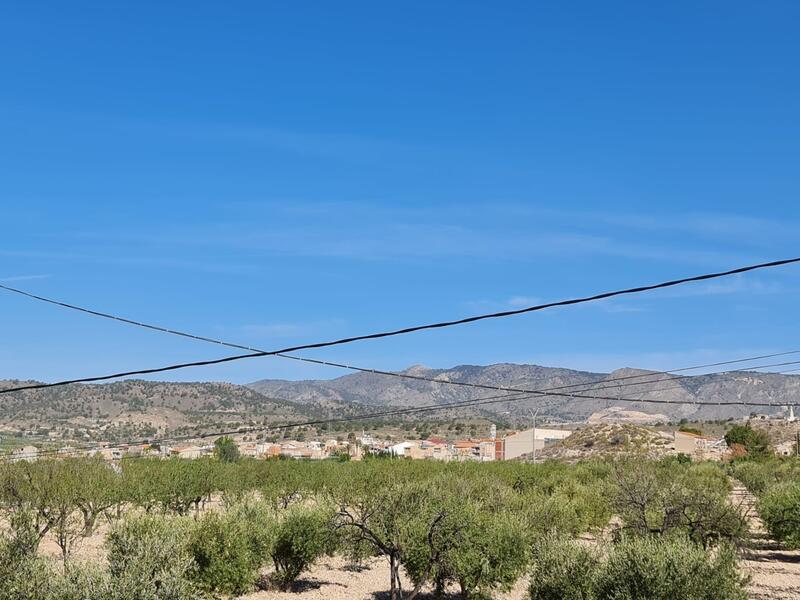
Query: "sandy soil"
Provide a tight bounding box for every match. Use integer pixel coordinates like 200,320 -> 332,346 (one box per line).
239,556 -> 530,600
732,484 -> 800,600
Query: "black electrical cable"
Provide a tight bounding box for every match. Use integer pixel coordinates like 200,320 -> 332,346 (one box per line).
2,256 -> 799,393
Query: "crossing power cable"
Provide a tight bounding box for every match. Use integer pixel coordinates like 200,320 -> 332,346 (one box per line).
2,276 -> 800,401
4,279 -> 800,395
1,256 -> 799,393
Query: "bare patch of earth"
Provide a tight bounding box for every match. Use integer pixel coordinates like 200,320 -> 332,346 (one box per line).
238,556 -> 530,600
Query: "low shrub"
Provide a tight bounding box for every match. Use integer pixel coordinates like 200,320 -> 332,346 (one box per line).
270,505 -> 334,590
732,461 -> 774,495
107,513 -> 202,600
529,535 -> 748,600
759,482 -> 800,549
188,510 -> 263,595
596,535 -> 748,600
45,562 -> 113,600
0,554 -> 57,600
528,534 -> 599,600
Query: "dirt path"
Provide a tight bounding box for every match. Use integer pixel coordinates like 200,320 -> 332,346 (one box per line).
731,483 -> 800,600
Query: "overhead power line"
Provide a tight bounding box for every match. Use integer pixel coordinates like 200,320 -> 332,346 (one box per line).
2,278 -> 800,400
1,256 -> 799,393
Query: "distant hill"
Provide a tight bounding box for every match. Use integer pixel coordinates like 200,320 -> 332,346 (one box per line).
0,379 -> 326,441
249,362 -> 800,423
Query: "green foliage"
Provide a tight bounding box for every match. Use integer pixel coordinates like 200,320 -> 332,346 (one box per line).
759,482 -> 800,549
270,505 -> 334,590
528,534 -> 600,600
121,458 -> 222,515
437,510 -> 528,599
188,510 -> 263,595
106,513 -> 201,599
596,536 -> 748,600
610,459 -> 747,548
0,554 -> 62,600
214,436 -> 241,463
732,460 -> 774,495
529,536 -> 747,600
733,458 -> 800,496
0,455 -> 761,600
43,562 -> 113,600
725,423 -> 772,458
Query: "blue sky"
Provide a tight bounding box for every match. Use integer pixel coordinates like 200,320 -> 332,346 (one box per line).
1,2 -> 799,384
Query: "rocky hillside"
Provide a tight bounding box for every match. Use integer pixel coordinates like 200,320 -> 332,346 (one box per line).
249,363 -> 800,423
535,423 -> 675,461
0,379 -> 344,440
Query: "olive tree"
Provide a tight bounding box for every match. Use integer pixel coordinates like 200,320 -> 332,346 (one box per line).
610,459 -> 747,548
331,466 -> 446,600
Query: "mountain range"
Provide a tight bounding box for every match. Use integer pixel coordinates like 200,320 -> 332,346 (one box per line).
248,362 -> 800,423
1,362 -> 797,441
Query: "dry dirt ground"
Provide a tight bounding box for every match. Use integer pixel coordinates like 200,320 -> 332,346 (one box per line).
732,483 -> 800,600
238,556 -> 531,600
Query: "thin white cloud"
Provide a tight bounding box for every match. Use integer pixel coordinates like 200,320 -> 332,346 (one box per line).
650,275 -> 783,298
65,221 -> 754,267
507,295 -> 542,307
238,319 -> 347,340
0,250 -> 253,275
599,302 -> 649,314
0,274 -> 51,283
462,296 -> 547,312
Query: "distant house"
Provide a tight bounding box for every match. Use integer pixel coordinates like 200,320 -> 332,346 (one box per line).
673,431 -> 727,459
11,445 -> 39,462
416,438 -> 449,460
498,428 -> 572,460
124,444 -> 147,457
238,443 -> 259,457
91,447 -> 124,461
255,442 -> 280,457
279,441 -> 324,459
169,446 -> 203,459
448,439 -> 500,462
389,441 -> 417,457
775,440 -> 796,456
451,440 -> 480,461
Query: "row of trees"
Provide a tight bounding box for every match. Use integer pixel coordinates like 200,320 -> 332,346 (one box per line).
733,457 -> 800,548
0,455 -> 753,599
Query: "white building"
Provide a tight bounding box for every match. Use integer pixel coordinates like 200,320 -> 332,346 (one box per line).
11,446 -> 39,462
388,441 -> 417,457
500,428 -> 571,460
